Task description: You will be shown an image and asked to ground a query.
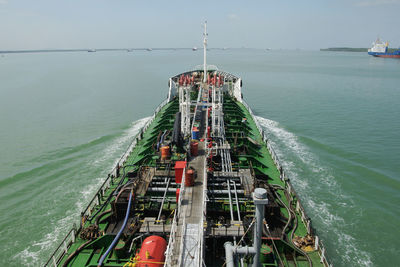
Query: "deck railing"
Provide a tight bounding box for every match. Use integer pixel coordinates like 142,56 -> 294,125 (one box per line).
45,97 -> 170,267
45,226 -> 77,267
241,99 -> 332,267
164,168 -> 186,266
198,152 -> 208,266
81,97 -> 169,223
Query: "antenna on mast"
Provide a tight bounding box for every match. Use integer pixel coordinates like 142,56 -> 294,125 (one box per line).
203,21 -> 208,82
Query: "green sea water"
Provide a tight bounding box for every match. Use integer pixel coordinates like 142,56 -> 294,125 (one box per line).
0,50 -> 399,266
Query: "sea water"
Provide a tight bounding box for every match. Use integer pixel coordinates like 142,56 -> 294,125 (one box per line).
0,50 -> 399,266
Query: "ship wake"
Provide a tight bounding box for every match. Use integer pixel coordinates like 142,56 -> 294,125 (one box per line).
13,117 -> 151,267
255,116 -> 373,267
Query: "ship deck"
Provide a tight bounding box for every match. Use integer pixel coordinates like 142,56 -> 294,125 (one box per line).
46,70 -> 331,267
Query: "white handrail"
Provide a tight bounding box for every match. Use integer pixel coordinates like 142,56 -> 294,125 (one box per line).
164,168 -> 186,266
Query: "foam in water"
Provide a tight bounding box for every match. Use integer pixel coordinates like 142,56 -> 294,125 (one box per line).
255,116 -> 373,266
13,117 -> 151,266
91,116 -> 151,169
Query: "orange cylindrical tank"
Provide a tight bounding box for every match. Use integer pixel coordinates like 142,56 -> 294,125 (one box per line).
185,169 -> 195,187
136,236 -> 167,267
190,142 -> 198,156
161,146 -> 170,160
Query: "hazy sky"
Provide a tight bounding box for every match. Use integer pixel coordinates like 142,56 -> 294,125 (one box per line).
1,0 -> 399,50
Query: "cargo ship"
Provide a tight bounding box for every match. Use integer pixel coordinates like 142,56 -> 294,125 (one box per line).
368,38 -> 400,58
45,23 -> 331,267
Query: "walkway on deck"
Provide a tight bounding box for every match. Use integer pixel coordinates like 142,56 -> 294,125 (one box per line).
171,86 -> 209,267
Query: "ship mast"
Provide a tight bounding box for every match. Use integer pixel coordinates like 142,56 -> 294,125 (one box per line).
203,21 -> 207,82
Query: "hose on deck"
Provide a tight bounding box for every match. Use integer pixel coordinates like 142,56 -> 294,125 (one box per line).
88,165 -> 137,222
270,184 -> 313,267
62,240 -> 92,267
97,189 -> 133,267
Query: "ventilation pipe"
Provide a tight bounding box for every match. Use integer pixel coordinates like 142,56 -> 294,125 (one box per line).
224,188 -> 268,267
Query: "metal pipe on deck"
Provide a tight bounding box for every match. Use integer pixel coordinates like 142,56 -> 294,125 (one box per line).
207,197 -> 248,202
150,181 -> 176,186
208,177 -> 241,182
223,188 -> 268,267
206,181 -> 242,187
224,242 -> 256,267
253,188 -> 268,267
232,180 -> 241,221
209,189 -> 245,195
147,188 -> 244,194
227,179 -> 235,221
157,177 -> 171,222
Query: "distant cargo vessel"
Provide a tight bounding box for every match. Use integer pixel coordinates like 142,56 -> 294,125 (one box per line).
368,38 -> 400,58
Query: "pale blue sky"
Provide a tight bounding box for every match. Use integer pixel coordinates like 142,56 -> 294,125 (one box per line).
1,0 -> 399,50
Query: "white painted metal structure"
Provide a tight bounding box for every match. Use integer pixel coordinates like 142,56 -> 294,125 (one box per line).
211,85 -> 223,138
203,21 -> 208,83
164,23 -> 244,266
179,85 -> 191,136
368,38 -> 388,53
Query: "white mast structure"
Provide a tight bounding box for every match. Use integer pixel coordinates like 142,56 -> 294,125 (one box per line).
203,21 -> 208,82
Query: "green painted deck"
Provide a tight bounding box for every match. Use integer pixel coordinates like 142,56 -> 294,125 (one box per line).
50,90 -> 327,267
223,96 -> 324,267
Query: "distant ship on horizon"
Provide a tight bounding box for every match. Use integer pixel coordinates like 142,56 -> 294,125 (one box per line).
368,38 -> 400,58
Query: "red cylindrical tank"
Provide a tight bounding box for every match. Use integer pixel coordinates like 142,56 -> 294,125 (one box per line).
160,146 -> 170,160
185,169 -> 195,187
190,142 -> 198,156
136,236 -> 167,267
207,126 -> 211,138
176,188 -> 180,203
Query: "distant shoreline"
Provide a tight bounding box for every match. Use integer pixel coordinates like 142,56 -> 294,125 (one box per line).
0,48 -> 193,54
0,47 -> 320,54
320,47 -> 367,52
6,47 -> 399,54
0,47 -> 257,54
